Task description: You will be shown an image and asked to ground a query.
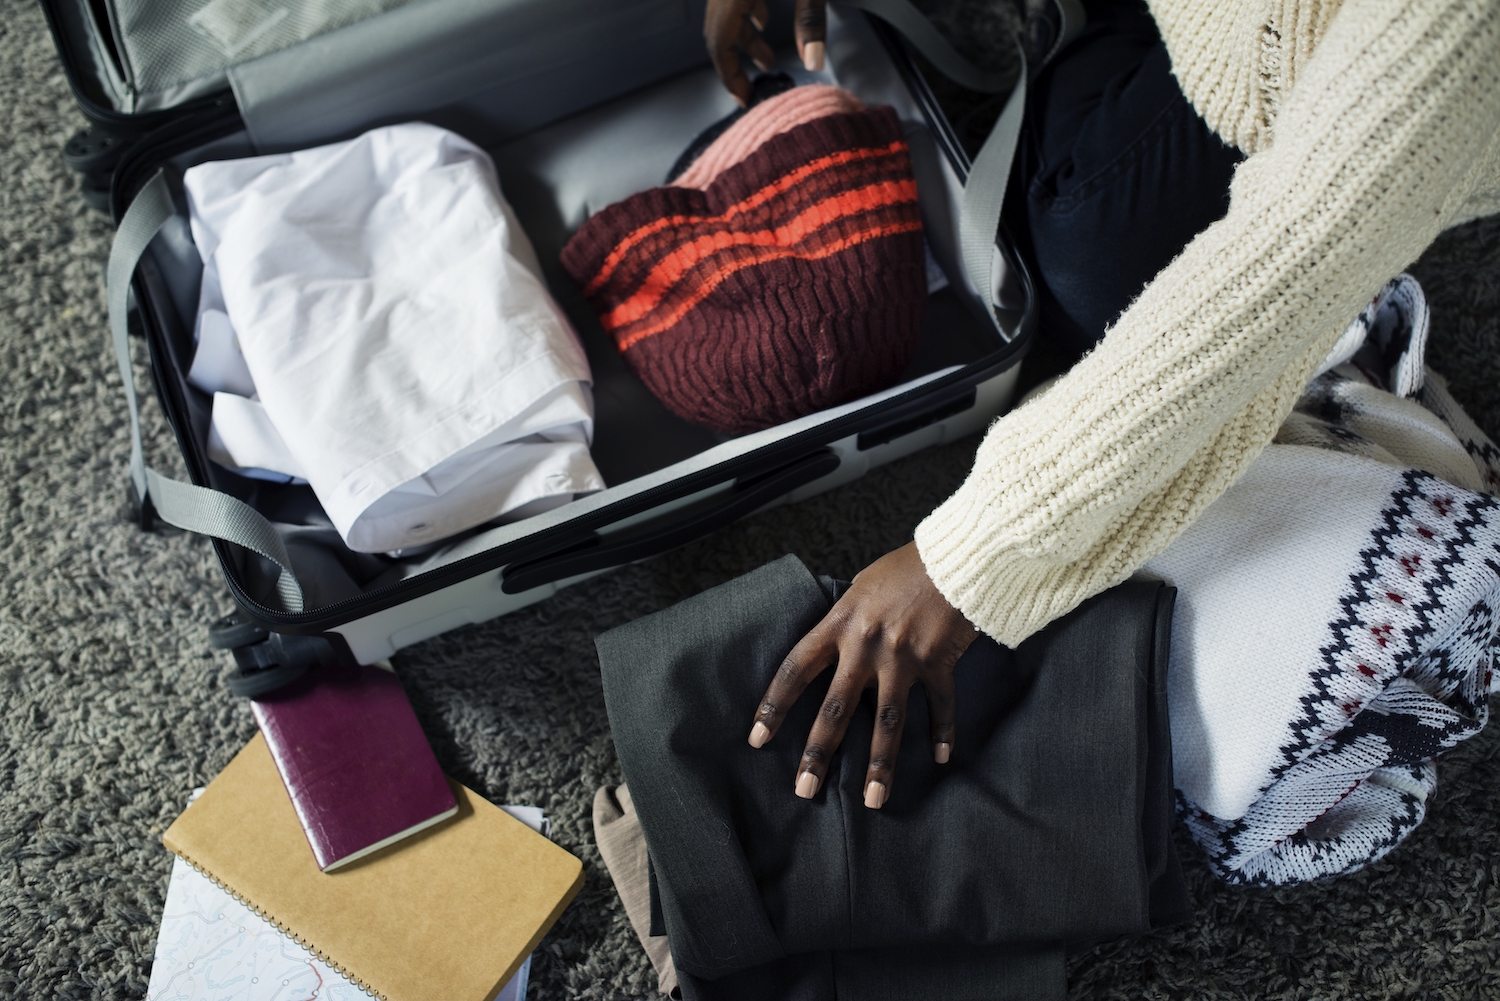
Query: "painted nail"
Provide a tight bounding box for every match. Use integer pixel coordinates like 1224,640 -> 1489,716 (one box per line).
795,771 -> 820,799
748,722 -> 771,748
935,742 -> 951,764
864,781 -> 887,809
802,40 -> 825,73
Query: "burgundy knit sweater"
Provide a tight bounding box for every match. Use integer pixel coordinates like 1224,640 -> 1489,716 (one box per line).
561,105 -> 926,434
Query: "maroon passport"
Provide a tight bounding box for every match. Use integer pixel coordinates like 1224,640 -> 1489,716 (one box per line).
251,660 -> 457,872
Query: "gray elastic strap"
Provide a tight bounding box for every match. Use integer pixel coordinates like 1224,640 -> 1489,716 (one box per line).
846,0 -> 1084,340
956,0 -> 1085,339
958,43 -> 1027,340
107,170 -> 305,612
1047,0 -> 1087,68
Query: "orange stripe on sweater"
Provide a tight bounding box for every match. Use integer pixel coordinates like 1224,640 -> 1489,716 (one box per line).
600,178 -> 917,331
582,140 -> 909,296
614,218 -> 922,351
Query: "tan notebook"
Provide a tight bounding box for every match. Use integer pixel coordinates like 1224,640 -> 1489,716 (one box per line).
163,733 -> 584,1001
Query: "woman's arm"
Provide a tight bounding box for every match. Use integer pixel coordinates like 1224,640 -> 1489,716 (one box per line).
748,0 -> 1500,804
917,0 -> 1500,647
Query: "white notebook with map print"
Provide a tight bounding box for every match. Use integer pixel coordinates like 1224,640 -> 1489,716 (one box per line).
145,802 -> 548,1001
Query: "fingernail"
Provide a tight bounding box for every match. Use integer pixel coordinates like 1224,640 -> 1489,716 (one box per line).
935,742 -> 951,764
750,11 -> 766,29
795,771 -> 820,799
748,722 -> 771,748
864,781 -> 887,809
802,41 -> 825,73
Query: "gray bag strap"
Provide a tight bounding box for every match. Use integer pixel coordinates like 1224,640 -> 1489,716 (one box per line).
107,170 -> 305,613
843,0 -> 1084,339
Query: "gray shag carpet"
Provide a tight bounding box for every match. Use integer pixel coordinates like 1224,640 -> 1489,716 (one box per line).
4,1 -> 1500,998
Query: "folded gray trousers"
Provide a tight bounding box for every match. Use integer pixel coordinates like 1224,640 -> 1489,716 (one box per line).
596,555 -> 1190,1001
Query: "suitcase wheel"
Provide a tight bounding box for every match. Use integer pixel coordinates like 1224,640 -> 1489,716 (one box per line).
63,126 -> 130,176
208,614 -> 270,650
214,626 -> 341,700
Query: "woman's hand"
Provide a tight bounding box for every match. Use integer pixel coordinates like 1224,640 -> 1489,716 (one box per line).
747,541 -> 979,808
705,0 -> 828,105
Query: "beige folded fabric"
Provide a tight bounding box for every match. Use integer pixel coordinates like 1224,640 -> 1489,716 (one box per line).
593,785 -> 679,998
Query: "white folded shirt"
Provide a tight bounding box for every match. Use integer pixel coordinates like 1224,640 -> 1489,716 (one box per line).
183,122 -> 603,553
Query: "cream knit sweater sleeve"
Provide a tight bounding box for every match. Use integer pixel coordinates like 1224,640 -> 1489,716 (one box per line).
1144,0 -> 1345,154
913,0 -> 1500,648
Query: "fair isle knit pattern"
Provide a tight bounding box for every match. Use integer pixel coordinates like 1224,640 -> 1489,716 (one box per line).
1180,761 -> 1441,886
1144,271 -> 1500,885
913,0 -> 1500,649
1167,460 -> 1499,884
560,107 -> 925,434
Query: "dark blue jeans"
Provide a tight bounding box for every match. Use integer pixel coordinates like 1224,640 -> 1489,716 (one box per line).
1008,0 -> 1244,361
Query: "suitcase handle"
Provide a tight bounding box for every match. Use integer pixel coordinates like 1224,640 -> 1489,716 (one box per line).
499,447 -> 842,594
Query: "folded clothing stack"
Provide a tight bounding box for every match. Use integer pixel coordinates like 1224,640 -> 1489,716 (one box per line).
184,122 -> 604,554
561,84 -> 928,434
595,555 -> 1188,1000
1144,276 -> 1500,885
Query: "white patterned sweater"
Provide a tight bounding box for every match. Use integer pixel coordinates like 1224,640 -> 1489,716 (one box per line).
1145,277 -> 1500,884
914,0 -> 1500,647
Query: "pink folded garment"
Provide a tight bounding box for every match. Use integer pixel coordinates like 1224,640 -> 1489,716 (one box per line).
671,84 -> 864,190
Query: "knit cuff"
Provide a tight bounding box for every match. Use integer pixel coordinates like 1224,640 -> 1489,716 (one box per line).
914,486 -> 1119,649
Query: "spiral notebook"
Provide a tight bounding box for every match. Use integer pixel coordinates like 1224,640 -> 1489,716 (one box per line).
146,850 -> 533,1000
162,734 -> 583,1001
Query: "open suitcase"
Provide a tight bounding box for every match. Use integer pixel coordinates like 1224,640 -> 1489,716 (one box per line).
43,0 -> 1056,679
